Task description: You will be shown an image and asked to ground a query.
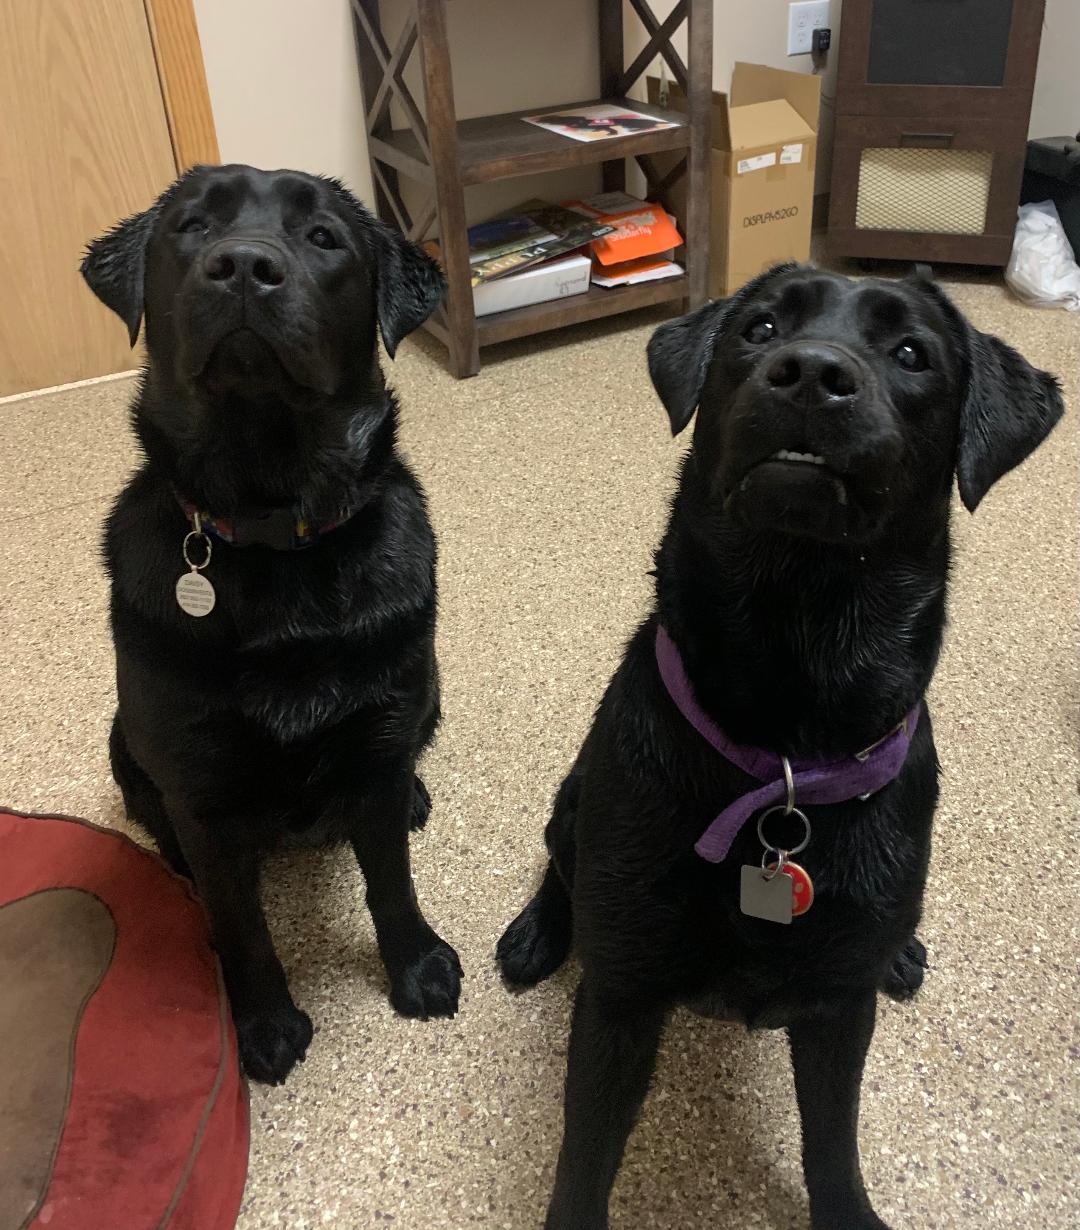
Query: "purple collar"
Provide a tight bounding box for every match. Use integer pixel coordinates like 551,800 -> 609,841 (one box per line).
655,625 -> 921,863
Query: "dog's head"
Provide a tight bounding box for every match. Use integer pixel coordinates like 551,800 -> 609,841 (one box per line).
80,164 -> 445,401
648,265 -> 1063,542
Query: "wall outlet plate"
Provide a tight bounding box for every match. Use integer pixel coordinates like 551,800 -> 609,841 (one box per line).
788,1 -> 831,56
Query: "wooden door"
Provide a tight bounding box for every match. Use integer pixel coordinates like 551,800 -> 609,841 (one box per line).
0,0 -> 179,396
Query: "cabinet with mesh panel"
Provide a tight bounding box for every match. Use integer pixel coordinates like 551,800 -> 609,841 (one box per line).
827,0 -> 1046,266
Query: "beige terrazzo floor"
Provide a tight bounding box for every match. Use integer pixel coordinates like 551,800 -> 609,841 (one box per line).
0,267 -> 1077,1229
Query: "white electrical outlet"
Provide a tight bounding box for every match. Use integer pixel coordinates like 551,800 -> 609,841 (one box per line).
788,1 -> 830,56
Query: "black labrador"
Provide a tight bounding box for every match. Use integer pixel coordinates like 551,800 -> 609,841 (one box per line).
497,265 -> 1062,1228
81,164 -> 460,1085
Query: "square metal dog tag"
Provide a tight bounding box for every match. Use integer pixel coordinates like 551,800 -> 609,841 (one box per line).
740,865 -> 794,924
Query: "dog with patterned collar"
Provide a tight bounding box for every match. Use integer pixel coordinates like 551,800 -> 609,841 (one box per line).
82,164 -> 459,1085
498,264 -> 1063,1230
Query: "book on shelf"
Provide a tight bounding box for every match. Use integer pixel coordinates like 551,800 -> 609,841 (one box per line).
466,215 -> 553,265
424,241 -> 593,317
466,199 -> 612,287
522,104 -> 681,143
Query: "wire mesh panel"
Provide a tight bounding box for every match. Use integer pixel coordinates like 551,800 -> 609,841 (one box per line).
855,148 -> 993,234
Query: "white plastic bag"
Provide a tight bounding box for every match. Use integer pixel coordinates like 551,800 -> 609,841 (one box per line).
1005,200 -> 1080,311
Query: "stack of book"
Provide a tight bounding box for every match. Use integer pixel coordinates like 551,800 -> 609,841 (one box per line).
425,193 -> 683,318
426,201 -> 611,317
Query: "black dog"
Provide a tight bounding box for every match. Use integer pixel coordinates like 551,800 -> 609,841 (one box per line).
498,265 -> 1062,1228
81,165 -> 460,1084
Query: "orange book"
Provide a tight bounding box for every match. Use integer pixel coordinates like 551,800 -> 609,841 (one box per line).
565,193 -> 682,267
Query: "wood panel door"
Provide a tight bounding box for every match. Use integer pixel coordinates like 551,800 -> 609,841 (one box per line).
0,0 -> 179,397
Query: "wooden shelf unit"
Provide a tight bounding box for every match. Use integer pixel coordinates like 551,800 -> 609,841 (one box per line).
351,0 -> 712,377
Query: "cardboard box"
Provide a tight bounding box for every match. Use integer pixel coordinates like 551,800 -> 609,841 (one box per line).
649,64 -> 820,297
472,252 -> 591,317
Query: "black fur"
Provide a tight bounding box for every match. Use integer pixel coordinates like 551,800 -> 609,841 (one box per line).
498,265 -> 1062,1228
84,165 -> 457,1084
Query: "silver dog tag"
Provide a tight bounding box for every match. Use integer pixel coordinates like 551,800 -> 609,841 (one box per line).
740,864 -> 793,924
176,571 -> 216,617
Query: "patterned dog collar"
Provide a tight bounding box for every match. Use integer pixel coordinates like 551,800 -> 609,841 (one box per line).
175,494 -> 354,551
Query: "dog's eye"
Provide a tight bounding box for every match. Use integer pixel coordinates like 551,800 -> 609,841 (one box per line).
892,339 -> 928,372
177,217 -> 208,235
308,226 -> 339,250
743,315 -> 777,344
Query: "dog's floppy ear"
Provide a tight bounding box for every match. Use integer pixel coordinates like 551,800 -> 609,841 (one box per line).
369,219 -> 446,358
647,297 -> 727,435
331,181 -> 446,358
955,323 -> 1064,513
80,204 -> 161,346
647,263 -> 798,435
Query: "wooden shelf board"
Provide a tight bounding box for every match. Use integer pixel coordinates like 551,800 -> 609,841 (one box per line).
371,97 -> 691,186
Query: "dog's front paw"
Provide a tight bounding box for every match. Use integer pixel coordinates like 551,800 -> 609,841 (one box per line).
882,935 -> 928,1002
497,896 -> 571,988
235,1002 -> 314,1084
389,939 -> 463,1020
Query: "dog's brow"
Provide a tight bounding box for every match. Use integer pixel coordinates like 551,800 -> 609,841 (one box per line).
277,179 -> 318,213
203,179 -> 243,219
859,288 -> 910,331
777,277 -> 832,324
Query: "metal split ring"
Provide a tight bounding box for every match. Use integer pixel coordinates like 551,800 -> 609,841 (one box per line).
182,529 -> 213,572
756,803 -> 811,858
761,847 -> 789,880
781,754 -> 795,814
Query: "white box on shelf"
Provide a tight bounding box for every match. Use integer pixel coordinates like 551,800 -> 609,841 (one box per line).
473,253 -> 591,317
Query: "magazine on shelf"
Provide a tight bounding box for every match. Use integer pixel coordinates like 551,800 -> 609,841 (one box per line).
424,241 -> 593,315
468,200 -> 613,286
522,104 -> 681,143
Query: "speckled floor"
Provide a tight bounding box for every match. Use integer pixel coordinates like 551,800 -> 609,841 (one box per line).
1,267 -> 1077,1230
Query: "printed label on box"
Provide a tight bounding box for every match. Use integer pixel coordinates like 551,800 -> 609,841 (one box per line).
780,143 -> 804,165
737,152 -> 778,175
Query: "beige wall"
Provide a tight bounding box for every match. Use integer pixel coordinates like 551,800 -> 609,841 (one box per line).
193,1 -> 1075,225
192,0 -> 373,198
1030,0 -> 1080,137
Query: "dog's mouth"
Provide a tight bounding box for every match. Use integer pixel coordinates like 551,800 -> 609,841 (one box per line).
198,326 -> 288,391
725,450 -> 854,540
734,450 -> 849,500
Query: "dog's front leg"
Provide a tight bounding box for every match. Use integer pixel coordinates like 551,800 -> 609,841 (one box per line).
168,805 -> 313,1084
350,773 -> 462,1019
546,980 -> 667,1230
788,990 -> 891,1229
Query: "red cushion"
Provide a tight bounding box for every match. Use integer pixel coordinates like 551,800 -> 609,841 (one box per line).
0,809 -> 248,1230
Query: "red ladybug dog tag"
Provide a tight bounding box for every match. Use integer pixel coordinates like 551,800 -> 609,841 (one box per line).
767,860 -> 814,916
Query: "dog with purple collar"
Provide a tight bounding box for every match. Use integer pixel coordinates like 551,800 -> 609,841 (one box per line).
498,264 -> 1062,1229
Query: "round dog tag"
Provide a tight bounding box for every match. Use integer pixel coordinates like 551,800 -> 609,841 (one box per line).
767,860 -> 814,916
176,571 -> 216,617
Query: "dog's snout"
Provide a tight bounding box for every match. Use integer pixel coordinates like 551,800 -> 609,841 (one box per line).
202,240 -> 286,290
766,343 -> 861,404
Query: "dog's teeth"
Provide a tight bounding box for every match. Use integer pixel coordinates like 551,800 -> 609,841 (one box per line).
773,450 -> 826,465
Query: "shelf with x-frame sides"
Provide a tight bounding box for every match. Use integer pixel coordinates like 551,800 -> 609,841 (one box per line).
351,0 -> 712,377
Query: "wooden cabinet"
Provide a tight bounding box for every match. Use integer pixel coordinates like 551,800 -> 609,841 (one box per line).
827,0 -> 1046,266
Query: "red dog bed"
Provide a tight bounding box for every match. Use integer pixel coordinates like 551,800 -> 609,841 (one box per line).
0,808 -> 248,1230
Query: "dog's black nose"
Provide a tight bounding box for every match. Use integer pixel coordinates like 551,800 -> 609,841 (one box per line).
202,240 -> 286,290
766,343 -> 861,404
